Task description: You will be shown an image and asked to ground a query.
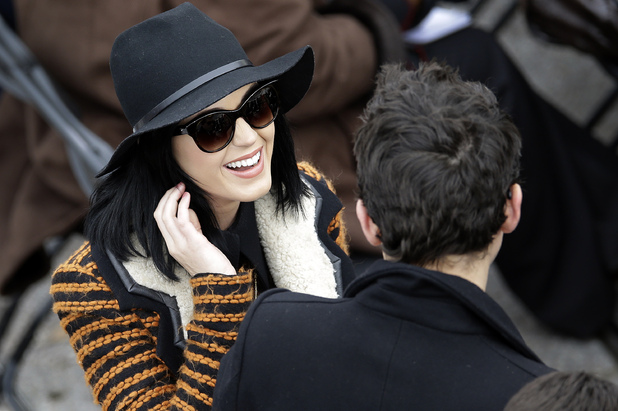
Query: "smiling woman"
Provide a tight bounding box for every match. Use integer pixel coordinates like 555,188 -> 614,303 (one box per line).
49,4 -> 355,410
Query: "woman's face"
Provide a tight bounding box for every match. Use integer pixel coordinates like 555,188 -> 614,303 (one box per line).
172,83 -> 275,226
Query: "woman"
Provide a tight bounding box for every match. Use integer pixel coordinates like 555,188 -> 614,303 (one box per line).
51,4 -> 354,410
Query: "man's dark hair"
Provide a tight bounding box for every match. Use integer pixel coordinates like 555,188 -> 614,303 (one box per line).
505,371 -> 618,410
85,114 -> 306,280
354,62 -> 521,265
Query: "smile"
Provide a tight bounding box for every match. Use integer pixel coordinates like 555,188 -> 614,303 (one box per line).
225,150 -> 261,170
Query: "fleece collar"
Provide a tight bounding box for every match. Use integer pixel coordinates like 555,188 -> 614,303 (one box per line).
254,176 -> 339,299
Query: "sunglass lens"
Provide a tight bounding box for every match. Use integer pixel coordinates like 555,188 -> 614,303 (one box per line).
185,84 -> 278,152
194,113 -> 234,152
245,88 -> 277,128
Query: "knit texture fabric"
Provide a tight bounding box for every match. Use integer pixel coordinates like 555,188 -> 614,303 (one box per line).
51,243 -> 253,410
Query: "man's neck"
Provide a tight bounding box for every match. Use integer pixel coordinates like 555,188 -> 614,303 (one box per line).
386,232 -> 503,292
422,255 -> 492,291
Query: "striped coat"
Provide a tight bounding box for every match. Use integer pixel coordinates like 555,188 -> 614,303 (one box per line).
51,165 -> 354,410
52,244 -> 252,409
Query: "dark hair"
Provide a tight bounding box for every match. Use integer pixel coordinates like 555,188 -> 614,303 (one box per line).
504,371 -> 618,411
85,113 -> 305,280
354,62 -> 521,266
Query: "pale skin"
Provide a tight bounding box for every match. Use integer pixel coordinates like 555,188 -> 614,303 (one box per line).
355,183 -> 523,291
153,84 -> 274,277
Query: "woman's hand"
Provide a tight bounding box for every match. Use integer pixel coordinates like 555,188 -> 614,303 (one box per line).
154,183 -> 236,276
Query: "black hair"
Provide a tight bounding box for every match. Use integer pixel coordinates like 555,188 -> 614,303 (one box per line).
85,113 -> 306,280
504,371 -> 618,411
354,62 -> 521,266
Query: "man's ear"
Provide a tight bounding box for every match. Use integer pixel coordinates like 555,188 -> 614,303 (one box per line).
356,199 -> 382,247
501,183 -> 522,234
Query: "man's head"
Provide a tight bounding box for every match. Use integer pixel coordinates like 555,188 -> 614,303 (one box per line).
504,371 -> 618,411
354,62 -> 522,266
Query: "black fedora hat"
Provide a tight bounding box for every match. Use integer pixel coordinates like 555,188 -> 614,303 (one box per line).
100,2 -> 314,175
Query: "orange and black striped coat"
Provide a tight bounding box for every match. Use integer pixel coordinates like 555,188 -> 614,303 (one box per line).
50,165 -> 354,410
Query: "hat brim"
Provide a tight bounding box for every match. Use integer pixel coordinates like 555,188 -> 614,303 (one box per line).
99,46 -> 314,176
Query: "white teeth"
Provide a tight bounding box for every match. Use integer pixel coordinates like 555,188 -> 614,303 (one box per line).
226,151 -> 261,169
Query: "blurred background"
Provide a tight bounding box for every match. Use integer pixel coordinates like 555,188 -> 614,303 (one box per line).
0,0 -> 617,409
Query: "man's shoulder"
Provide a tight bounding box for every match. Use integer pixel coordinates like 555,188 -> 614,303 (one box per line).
255,288 -> 349,307
242,289 -> 350,332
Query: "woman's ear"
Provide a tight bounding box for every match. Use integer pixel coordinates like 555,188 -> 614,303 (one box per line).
356,200 -> 382,247
501,183 -> 522,234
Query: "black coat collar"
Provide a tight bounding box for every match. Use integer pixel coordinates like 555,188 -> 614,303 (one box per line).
345,260 -> 541,362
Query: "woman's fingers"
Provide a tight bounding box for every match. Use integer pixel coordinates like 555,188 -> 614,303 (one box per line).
174,191 -> 203,241
176,192 -> 202,233
187,204 -> 202,233
154,183 -> 182,224
154,183 -> 184,245
154,183 -> 235,276
160,184 -> 184,225
176,190 -> 192,226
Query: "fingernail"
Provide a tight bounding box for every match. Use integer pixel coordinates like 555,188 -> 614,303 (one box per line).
176,182 -> 184,190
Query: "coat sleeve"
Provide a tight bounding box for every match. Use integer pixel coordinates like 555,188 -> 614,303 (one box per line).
50,242 -> 253,410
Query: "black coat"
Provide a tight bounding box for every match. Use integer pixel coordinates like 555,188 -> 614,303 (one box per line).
214,260 -> 554,410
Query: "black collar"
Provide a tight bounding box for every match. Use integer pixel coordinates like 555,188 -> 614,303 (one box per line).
346,260 -> 541,362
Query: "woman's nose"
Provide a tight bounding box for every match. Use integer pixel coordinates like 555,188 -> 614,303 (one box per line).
231,117 -> 258,146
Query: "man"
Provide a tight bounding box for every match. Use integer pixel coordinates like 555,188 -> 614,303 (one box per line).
212,62 -> 554,410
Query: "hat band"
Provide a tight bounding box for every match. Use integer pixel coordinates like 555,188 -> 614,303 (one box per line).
132,58 -> 252,133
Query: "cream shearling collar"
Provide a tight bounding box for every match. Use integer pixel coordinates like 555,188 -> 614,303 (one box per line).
254,181 -> 338,298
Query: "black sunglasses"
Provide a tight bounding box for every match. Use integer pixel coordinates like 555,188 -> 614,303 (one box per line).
176,81 -> 280,153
